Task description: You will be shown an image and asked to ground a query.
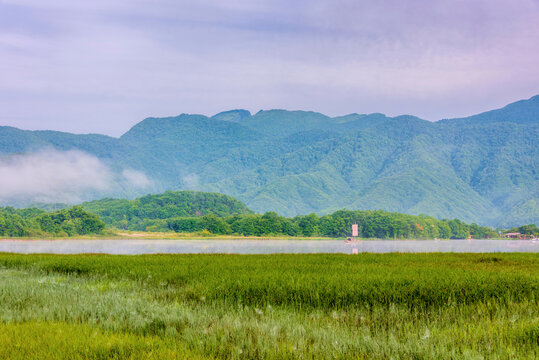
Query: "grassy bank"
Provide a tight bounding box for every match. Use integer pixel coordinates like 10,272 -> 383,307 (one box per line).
0,253 -> 537,359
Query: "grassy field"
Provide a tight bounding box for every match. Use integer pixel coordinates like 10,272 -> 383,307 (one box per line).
0,253 -> 537,359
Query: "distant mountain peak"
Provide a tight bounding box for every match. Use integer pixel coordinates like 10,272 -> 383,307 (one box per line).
212,109 -> 251,122
439,95 -> 539,125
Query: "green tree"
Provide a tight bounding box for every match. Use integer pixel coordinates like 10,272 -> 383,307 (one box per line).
297,214 -> 319,237
201,214 -> 232,234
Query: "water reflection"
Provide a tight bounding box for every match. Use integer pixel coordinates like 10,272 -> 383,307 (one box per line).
0,239 -> 537,254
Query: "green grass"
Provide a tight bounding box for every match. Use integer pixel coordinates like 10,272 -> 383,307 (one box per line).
0,253 -> 537,359
0,322 -> 206,360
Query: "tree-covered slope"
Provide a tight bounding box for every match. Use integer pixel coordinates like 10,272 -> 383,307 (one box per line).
81,190 -> 253,229
207,117 -> 500,222
0,96 -> 537,227
0,126 -> 120,157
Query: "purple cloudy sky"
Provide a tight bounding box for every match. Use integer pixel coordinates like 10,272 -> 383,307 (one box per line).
0,0 -> 538,136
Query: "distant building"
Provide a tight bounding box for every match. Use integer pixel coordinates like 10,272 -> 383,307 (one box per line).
503,232 -> 534,239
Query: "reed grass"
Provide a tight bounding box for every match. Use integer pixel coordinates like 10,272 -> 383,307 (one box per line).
0,253 -> 537,359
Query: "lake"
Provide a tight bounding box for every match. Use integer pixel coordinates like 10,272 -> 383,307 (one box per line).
0,239 -> 538,254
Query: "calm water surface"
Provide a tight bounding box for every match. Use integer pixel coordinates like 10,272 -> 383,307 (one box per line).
0,239 -> 538,254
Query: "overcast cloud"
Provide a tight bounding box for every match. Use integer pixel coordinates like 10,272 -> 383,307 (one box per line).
0,0 -> 538,135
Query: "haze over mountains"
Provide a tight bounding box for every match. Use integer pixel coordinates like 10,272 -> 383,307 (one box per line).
0,96 -> 538,227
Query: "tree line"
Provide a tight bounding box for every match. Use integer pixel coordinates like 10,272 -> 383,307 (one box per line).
167,209 -> 500,239
2,203 -> 534,239
0,206 -> 105,237
504,224 -> 539,237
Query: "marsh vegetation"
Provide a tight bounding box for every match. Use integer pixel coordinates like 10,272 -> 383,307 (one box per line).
0,253 -> 537,359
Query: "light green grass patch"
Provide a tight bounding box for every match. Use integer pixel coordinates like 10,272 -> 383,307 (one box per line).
0,322 -> 205,360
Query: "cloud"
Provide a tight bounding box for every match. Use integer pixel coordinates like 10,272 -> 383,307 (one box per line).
182,173 -> 199,188
121,168 -> 151,188
0,149 -> 151,204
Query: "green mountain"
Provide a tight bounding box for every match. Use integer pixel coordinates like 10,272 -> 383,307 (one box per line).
1,96 -> 538,227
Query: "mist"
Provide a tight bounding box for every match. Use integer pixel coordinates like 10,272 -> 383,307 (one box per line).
0,149 -> 151,205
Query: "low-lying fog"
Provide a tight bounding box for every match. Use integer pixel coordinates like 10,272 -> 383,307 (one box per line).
0,149 -> 152,205
0,239 -> 537,255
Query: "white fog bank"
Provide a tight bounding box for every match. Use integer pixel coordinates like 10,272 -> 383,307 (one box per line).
0,149 -> 151,204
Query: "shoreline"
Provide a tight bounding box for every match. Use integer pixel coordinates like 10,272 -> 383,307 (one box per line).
0,238 -> 537,255
0,237 -> 532,241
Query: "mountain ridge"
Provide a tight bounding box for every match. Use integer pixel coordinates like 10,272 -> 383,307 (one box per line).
1,95 -> 538,227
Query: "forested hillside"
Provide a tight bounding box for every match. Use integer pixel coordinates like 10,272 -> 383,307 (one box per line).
2,193 -> 531,239
1,96 -> 537,227
75,190 -> 496,238
81,191 -> 253,230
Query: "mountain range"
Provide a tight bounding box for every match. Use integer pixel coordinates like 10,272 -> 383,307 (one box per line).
1,95 -> 538,227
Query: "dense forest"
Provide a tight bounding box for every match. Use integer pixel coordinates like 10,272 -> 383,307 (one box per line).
79,190 -> 493,239
1,198 -> 535,239
81,191 -> 253,231
166,210 -> 499,239
0,206 -> 105,237
76,190 -> 502,239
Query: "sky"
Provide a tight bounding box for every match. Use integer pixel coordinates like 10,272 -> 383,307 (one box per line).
0,0 -> 538,136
